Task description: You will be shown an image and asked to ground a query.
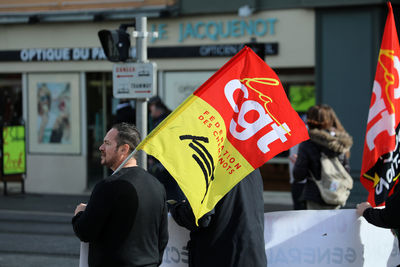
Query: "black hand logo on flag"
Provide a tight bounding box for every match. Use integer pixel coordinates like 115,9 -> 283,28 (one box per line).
180,135 -> 215,204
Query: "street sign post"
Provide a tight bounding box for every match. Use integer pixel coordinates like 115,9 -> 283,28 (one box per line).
112,62 -> 156,99
99,16 -> 157,169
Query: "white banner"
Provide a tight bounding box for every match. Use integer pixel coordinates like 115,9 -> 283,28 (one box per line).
265,209 -> 400,267
80,210 -> 400,267
160,214 -> 190,267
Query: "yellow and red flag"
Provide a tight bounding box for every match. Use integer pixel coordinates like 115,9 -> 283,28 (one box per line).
137,46 -> 308,222
361,2 -> 400,206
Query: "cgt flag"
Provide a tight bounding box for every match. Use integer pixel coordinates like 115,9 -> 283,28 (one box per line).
361,2 -> 400,206
137,46 -> 309,223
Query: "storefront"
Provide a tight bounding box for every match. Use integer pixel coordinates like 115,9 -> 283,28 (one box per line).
0,7 -> 315,194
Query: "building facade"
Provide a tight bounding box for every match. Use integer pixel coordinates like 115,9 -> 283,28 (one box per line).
0,0 -> 396,202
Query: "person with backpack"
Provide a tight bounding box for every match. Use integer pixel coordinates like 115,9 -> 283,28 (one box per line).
293,104 -> 353,209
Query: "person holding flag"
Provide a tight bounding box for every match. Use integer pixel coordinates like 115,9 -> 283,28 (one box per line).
72,123 -> 168,267
170,169 -> 266,267
357,2 -> 400,250
133,46 -> 309,266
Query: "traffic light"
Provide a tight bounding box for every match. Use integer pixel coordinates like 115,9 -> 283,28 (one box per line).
98,26 -> 131,62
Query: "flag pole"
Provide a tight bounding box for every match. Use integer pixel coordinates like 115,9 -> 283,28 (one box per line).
112,149 -> 137,176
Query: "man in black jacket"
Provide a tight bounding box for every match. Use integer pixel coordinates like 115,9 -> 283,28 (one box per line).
72,123 -> 168,267
169,169 -> 267,267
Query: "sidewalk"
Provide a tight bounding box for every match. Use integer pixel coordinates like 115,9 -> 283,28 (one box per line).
0,177 -> 296,213
263,191 -> 293,212
0,188 -> 293,214
0,191 -> 89,215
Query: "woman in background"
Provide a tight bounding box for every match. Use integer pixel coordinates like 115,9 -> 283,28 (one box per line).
293,104 -> 353,209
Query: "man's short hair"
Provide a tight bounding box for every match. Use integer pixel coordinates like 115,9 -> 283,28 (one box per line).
112,123 -> 141,156
149,95 -> 170,113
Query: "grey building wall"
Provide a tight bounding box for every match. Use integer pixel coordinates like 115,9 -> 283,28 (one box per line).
316,5 -> 386,202
179,0 -> 400,15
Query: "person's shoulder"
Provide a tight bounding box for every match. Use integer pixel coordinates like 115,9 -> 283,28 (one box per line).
125,166 -> 153,177
123,167 -> 166,196
93,177 -> 109,187
104,171 -> 138,194
139,169 -> 167,191
141,168 -> 165,186
300,139 -> 313,145
120,167 -> 161,184
90,177 -> 117,196
299,139 -> 317,150
297,139 -> 321,159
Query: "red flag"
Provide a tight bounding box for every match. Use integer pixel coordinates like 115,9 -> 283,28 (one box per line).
138,46 -> 309,222
361,2 -> 400,206
194,47 -> 309,167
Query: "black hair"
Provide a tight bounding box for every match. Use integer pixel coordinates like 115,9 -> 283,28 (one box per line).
112,123 -> 141,157
149,96 -> 171,113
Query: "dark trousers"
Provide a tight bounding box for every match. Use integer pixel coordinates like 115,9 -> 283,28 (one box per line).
291,182 -> 306,210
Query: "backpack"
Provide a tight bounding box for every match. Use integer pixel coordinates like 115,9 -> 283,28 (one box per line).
311,152 -> 353,206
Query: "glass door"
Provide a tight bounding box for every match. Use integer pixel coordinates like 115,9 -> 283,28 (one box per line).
0,74 -> 23,126
86,72 -> 113,188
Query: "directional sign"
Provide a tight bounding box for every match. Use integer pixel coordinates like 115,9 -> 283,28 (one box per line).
112,62 -> 156,99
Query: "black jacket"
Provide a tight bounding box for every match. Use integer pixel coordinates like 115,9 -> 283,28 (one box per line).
72,167 -> 168,267
170,169 -> 267,267
293,128 -> 353,206
363,185 -> 400,229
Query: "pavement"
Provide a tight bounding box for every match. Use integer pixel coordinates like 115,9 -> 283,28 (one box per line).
263,191 -> 294,212
0,191 -> 90,216
0,185 -> 293,215
0,181 -> 363,215
0,185 -> 89,267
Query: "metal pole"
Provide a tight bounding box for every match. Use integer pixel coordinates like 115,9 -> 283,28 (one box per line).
102,73 -> 108,178
135,16 -> 148,170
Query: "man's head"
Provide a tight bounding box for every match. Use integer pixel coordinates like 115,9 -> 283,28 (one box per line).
148,96 -> 170,119
99,123 -> 141,170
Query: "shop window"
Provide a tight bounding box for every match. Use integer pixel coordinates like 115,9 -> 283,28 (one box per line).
0,74 -> 23,126
162,71 -> 215,110
0,74 -> 24,193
